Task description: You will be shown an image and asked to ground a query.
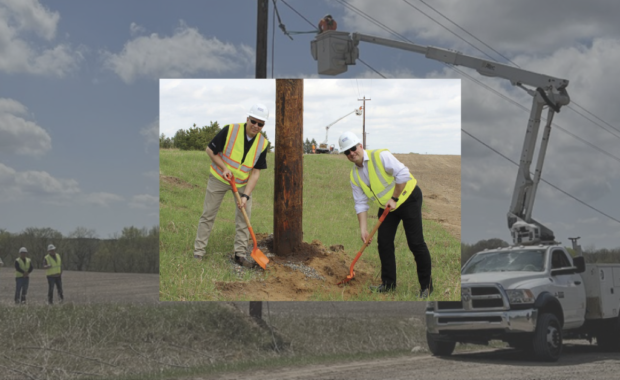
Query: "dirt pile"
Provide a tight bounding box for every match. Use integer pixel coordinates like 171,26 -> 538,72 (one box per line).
215,233 -> 378,301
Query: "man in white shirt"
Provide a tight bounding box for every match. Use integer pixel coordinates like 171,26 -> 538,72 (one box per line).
338,132 -> 433,297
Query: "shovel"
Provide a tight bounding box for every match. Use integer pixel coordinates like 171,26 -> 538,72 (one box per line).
228,175 -> 270,270
337,205 -> 391,285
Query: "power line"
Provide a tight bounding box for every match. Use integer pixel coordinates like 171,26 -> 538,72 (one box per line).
415,0 -> 521,68
279,0 -> 316,29
358,58 -> 387,78
462,128 -> 620,225
407,0 -> 620,143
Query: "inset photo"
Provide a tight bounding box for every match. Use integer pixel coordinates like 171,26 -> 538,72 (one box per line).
159,78 -> 461,301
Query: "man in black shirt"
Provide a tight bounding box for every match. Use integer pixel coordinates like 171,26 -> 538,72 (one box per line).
193,104 -> 270,267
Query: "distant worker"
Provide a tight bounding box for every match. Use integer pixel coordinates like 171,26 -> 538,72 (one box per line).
43,244 -> 64,304
338,132 -> 433,297
312,143 -> 316,153
318,14 -> 337,33
15,247 -> 33,304
193,104 -> 270,267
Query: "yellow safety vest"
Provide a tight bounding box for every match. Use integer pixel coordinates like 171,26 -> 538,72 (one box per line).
45,254 -> 62,276
350,149 -> 417,211
210,123 -> 268,185
15,258 -> 31,278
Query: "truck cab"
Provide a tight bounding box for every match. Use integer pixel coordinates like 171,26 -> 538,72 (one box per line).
426,245 -> 588,361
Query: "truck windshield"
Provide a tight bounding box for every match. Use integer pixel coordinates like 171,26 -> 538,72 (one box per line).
462,249 -> 546,274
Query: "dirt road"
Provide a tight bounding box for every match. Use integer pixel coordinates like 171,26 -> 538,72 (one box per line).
195,343 -> 619,380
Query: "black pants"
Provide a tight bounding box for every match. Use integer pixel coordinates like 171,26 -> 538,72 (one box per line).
47,276 -> 64,304
377,185 -> 432,289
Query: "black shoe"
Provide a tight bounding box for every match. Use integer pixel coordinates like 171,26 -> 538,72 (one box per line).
369,284 -> 395,293
234,253 -> 257,269
419,279 -> 434,298
193,254 -> 203,261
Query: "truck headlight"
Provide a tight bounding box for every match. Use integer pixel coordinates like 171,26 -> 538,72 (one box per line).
506,289 -> 535,304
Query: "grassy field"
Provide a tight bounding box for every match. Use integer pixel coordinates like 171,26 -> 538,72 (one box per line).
160,149 -> 460,301
0,302 -> 436,380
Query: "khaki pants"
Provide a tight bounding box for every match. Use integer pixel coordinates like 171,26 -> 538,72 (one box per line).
194,174 -> 252,257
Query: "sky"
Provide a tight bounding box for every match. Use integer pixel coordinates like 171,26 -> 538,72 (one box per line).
160,78 -> 460,155
2,1 -> 620,249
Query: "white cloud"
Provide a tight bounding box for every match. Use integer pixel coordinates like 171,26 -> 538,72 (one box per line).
0,163 -> 80,201
82,192 -> 125,207
103,21 -> 254,83
0,0 -> 82,76
0,98 -> 52,155
130,22 -> 146,36
129,194 -> 159,209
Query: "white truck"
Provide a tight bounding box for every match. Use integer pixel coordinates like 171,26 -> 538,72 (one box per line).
310,31 -> 620,361
426,244 -> 620,361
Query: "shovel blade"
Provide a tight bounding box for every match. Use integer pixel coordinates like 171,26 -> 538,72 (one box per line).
251,248 -> 269,270
337,270 -> 355,285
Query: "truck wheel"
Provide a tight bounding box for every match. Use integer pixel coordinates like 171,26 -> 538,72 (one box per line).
596,315 -> 620,351
532,313 -> 562,361
426,332 -> 456,356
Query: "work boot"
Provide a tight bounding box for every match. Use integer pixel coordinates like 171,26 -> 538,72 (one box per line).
419,279 -> 434,298
193,254 -> 203,261
234,253 -> 257,269
369,284 -> 395,293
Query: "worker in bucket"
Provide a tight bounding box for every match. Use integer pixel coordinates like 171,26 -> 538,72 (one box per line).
15,247 -> 33,304
43,244 -> 64,304
193,104 -> 270,267
338,132 -> 433,297
318,14 -> 337,33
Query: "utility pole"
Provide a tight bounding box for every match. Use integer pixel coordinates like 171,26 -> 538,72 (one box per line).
358,97 -> 371,148
251,0 -> 269,322
255,0 -> 269,78
274,79 -> 304,255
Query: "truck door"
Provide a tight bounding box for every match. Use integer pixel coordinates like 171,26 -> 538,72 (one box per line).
549,249 -> 586,329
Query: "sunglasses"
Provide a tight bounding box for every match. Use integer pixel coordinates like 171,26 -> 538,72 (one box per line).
344,145 -> 358,156
249,119 -> 265,127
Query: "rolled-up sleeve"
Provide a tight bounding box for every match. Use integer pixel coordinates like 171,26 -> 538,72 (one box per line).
351,179 -> 370,214
380,151 -> 410,184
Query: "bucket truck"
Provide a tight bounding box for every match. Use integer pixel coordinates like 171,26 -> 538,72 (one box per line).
316,106 -> 362,153
311,31 -> 620,361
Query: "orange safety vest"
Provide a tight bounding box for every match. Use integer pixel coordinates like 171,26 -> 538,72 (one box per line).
318,18 -> 337,33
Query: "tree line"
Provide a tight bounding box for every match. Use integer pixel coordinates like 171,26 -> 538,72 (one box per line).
0,226 -> 159,274
461,238 -> 620,267
160,121 -> 273,152
303,138 -> 318,154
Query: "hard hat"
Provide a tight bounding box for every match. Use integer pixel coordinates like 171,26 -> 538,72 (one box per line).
248,103 -> 269,122
19,247 -> 28,254
338,131 -> 361,153
47,244 -> 56,251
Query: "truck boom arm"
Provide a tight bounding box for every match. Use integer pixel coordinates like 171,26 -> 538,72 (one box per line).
321,106 -> 362,145
312,31 -> 571,244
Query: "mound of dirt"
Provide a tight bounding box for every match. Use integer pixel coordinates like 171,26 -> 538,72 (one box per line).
215,234 -> 378,301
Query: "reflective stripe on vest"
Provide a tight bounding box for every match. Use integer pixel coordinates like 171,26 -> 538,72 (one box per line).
350,149 -> 417,210
45,254 -> 62,276
210,123 -> 268,185
15,258 -> 31,278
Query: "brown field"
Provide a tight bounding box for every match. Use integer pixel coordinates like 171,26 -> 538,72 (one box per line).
0,268 -> 159,306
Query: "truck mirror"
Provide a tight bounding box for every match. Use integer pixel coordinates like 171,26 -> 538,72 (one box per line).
572,256 -> 586,273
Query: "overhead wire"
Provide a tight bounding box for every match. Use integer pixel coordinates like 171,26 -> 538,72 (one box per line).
462,129 -> 620,225
412,0 -> 620,142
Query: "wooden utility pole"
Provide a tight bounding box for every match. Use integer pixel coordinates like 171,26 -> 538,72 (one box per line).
274,79 -> 304,256
255,0 -> 269,78
358,97 -> 371,148
251,0 -> 269,322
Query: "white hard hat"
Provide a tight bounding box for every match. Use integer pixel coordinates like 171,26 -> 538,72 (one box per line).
338,131 -> 361,153
48,244 -> 56,251
248,103 -> 269,122
19,247 -> 28,254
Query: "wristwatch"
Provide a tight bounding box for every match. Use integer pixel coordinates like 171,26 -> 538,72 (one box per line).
391,196 -> 399,202
241,194 -> 250,200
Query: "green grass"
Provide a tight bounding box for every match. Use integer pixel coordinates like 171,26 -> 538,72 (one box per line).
160,149 -> 460,301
